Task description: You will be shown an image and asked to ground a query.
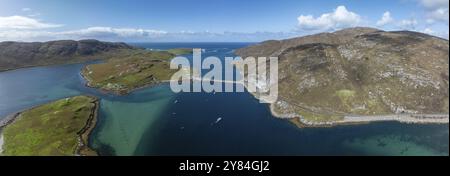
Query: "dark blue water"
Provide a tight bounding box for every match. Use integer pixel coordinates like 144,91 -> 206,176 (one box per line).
0,43 -> 448,156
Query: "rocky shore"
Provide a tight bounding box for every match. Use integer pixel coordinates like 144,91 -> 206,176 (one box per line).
269,102 -> 449,127
237,70 -> 450,127
75,98 -> 99,156
0,112 -> 20,128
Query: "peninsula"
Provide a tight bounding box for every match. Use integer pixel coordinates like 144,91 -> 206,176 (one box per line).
0,39 -> 192,95
0,96 -> 99,156
81,48 -> 191,95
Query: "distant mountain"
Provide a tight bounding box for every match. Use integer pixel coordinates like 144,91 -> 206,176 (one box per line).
236,27 -> 449,122
0,39 -> 136,71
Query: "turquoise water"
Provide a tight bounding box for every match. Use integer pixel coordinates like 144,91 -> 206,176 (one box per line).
0,43 -> 448,156
92,86 -> 176,156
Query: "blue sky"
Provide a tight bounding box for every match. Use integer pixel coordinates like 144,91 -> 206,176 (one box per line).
0,0 -> 448,42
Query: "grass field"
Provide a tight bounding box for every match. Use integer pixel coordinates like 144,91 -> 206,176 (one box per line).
82,50 -> 179,94
167,48 -> 193,55
1,96 -> 98,156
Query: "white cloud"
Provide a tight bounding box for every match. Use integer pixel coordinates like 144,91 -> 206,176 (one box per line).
442,31 -> 449,39
0,26 -> 168,41
0,26 -> 296,42
297,6 -> 362,32
0,30 -> 55,41
428,7 -> 449,23
422,27 -> 435,34
419,0 -> 448,9
60,27 -> 167,39
0,13 -> 296,42
376,11 -> 394,26
0,16 -> 62,29
421,27 -> 449,39
27,13 -> 41,17
21,8 -> 31,12
399,19 -> 418,29
418,0 -> 449,24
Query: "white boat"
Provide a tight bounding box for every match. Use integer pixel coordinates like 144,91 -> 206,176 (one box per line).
215,117 -> 222,124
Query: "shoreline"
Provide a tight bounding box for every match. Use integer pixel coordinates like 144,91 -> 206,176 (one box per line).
81,61 -> 449,128
75,97 -> 100,156
235,70 -> 449,127
0,47 -> 143,73
0,131 -> 3,155
269,101 -> 449,127
0,112 -> 20,129
0,95 -> 100,156
80,67 -> 171,96
0,112 -> 21,156
0,57 -> 108,73
0,112 -> 22,156
232,59 -> 449,127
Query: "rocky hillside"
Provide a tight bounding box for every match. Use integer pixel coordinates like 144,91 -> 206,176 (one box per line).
236,27 -> 449,122
0,39 -> 136,71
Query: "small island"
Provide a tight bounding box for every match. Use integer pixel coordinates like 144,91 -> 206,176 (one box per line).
81,50 -> 182,95
166,48 -> 194,55
0,96 -> 99,156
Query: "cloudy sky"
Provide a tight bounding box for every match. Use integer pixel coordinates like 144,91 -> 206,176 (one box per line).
0,0 -> 448,42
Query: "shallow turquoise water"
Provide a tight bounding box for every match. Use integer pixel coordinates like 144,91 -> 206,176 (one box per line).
92,86 -> 176,156
0,43 -> 448,156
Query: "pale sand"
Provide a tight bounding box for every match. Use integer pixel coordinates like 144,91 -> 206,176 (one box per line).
0,132 -> 4,154
340,114 -> 449,124
271,106 -> 449,126
268,97 -> 449,126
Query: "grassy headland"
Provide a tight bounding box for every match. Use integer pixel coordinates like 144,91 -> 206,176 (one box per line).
81,50 -> 181,95
1,96 -> 99,156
